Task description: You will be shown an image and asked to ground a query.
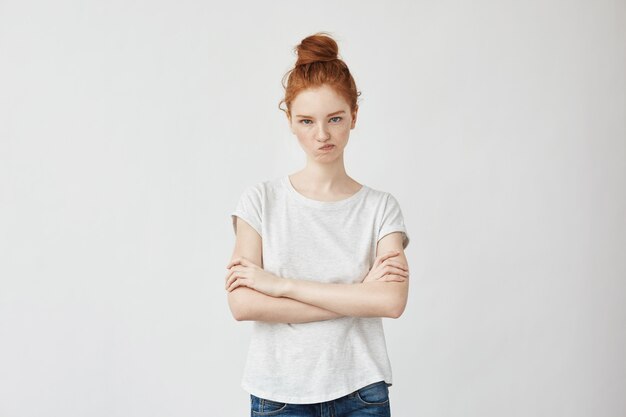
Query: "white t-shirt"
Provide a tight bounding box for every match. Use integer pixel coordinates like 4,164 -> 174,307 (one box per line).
230,175 -> 410,404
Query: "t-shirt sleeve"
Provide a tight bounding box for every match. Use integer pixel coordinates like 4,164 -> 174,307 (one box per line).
231,184 -> 262,237
377,193 -> 410,249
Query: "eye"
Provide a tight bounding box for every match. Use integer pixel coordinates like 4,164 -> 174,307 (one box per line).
330,116 -> 342,123
299,119 -> 312,125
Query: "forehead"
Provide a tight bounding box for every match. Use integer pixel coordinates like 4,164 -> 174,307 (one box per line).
291,85 -> 349,114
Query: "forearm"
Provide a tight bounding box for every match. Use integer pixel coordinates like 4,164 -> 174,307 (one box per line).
281,279 -> 407,318
228,287 -> 344,323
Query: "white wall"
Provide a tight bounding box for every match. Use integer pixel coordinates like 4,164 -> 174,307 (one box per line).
1,0 -> 624,416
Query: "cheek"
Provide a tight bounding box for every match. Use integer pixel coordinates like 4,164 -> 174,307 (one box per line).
332,124 -> 351,137
295,130 -> 312,141
295,133 -> 315,149
296,130 -> 316,142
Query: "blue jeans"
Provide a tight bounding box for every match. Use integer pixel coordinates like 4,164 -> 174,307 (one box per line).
250,380 -> 391,416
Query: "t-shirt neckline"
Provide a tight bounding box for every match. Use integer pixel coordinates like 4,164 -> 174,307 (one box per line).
284,175 -> 369,209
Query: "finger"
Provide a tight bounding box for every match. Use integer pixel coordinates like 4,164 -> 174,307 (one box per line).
377,274 -> 407,282
226,271 -> 252,291
227,277 -> 246,292
226,256 -> 255,270
379,250 -> 400,260
392,266 -> 410,276
225,268 -> 245,289
383,260 -> 409,271
238,256 -> 253,267
226,257 -> 242,269
379,262 -> 409,275
225,271 -> 236,289
225,267 -> 239,287
374,250 -> 400,268
380,265 -> 409,278
226,278 -> 238,291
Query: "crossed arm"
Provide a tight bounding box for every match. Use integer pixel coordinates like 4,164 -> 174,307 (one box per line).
226,217 -> 409,323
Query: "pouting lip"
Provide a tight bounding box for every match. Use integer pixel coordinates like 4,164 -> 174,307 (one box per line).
319,144 -> 335,150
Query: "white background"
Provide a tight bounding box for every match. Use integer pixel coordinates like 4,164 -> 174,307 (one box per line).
1,1 -> 625,416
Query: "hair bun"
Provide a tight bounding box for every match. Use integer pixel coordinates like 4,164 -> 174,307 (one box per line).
294,31 -> 340,66
279,31 -> 360,116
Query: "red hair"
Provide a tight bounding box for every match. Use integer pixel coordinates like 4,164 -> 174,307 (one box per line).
279,32 -> 361,118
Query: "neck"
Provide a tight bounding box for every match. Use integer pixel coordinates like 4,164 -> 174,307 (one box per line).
291,160 -> 358,194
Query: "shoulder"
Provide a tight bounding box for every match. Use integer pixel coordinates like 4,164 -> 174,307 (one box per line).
235,176 -> 287,207
362,184 -> 403,208
369,186 -> 409,248
238,176 -> 277,196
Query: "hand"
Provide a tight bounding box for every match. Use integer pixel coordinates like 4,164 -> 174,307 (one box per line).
225,256 -> 288,297
362,250 -> 409,283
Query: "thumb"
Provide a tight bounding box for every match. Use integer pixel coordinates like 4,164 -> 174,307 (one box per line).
239,256 -> 260,268
374,250 -> 399,268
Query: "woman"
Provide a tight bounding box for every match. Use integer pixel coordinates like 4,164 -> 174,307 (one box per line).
225,32 -> 411,417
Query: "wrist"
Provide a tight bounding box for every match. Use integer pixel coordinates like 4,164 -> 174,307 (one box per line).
280,276 -> 295,298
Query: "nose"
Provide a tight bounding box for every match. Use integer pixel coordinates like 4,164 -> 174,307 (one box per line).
316,123 -> 330,142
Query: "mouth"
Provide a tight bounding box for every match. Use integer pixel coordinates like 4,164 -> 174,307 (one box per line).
319,144 -> 335,151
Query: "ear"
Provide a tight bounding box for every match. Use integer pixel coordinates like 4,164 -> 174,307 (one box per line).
350,106 -> 358,129
286,111 -> 295,134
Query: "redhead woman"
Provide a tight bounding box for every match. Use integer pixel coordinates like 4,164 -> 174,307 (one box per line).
225,32 -> 411,417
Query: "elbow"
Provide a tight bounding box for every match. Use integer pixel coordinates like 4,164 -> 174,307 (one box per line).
229,304 -> 248,321
386,297 -> 407,319
367,282 -> 408,319
231,307 -> 248,322
228,289 -> 251,321
388,303 -> 405,319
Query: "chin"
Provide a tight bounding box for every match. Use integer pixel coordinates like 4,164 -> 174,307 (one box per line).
314,153 -> 342,162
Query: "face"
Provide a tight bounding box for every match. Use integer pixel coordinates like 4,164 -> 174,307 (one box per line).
288,84 -> 358,163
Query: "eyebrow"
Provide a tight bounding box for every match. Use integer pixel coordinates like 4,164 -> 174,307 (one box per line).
295,110 -> 346,118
